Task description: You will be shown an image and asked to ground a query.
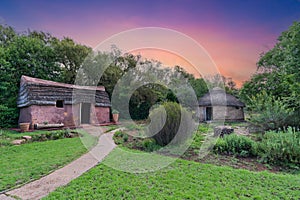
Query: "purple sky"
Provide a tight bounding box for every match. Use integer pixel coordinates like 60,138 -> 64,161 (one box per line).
1,0 -> 299,85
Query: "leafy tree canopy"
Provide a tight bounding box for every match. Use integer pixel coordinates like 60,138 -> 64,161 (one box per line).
240,21 -> 300,129
0,24 -> 91,127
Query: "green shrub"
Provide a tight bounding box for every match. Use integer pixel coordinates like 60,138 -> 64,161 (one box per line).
113,131 -> 128,145
147,102 -> 194,146
30,130 -> 78,142
114,130 -> 124,137
246,91 -> 294,131
142,138 -> 160,152
32,134 -> 47,142
123,134 -> 128,142
0,105 -> 18,128
258,127 -> 300,165
214,139 -> 227,153
214,134 -> 258,157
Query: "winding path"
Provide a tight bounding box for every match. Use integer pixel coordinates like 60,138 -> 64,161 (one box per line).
3,126 -> 117,200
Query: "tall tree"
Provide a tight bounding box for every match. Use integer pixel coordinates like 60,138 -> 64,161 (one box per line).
52,37 -> 92,83
205,74 -> 238,96
173,65 -> 208,98
240,21 -> 300,129
0,29 -> 61,127
258,21 -> 300,77
0,24 -> 16,46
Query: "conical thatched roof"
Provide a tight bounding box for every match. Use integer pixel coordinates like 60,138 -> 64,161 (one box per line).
198,87 -> 245,107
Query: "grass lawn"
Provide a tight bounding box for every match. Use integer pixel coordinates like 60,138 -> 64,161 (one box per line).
44,147 -> 300,200
0,131 -> 95,192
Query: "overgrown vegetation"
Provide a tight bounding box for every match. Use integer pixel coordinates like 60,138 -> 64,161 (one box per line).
258,127 -> 300,166
0,24 -> 209,127
246,91 -> 294,131
0,23 -> 245,127
114,122 -> 300,170
147,102 -> 194,146
213,127 -> 300,168
214,134 -> 258,157
113,130 -> 160,152
240,21 -> 300,130
0,25 -> 92,128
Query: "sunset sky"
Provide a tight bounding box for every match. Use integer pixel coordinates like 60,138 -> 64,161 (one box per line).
1,0 -> 300,86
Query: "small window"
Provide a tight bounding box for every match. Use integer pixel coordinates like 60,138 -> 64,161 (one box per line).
235,106 -> 240,109
56,100 -> 64,108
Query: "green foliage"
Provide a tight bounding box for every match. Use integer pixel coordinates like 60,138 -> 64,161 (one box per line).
148,102 -> 194,146
258,21 -> 300,77
0,34 -> 60,117
129,83 -> 170,120
45,149 -> 300,199
0,25 -> 93,127
0,105 -> 18,128
112,126 -> 161,152
113,130 -> 126,145
52,37 -> 92,84
0,25 -> 16,46
240,21 -> 300,129
80,52 -> 208,121
174,65 -> 209,98
258,127 -> 300,165
111,109 -> 119,114
246,91 -> 294,131
6,35 -> 60,80
141,138 -> 160,152
124,123 -> 144,131
189,78 -> 208,98
99,65 -> 124,96
114,130 -> 124,137
189,124 -> 210,149
30,130 -> 80,142
214,134 -> 258,157
0,129 -> 81,147
205,74 -> 239,96
0,138 -> 87,191
239,71 -> 298,110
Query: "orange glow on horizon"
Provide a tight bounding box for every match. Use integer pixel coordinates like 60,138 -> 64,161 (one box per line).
130,48 -> 202,78
129,48 -> 247,87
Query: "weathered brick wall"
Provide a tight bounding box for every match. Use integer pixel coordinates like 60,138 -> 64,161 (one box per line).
30,105 -> 65,125
95,107 -> 110,124
64,104 -> 79,127
19,104 -> 111,128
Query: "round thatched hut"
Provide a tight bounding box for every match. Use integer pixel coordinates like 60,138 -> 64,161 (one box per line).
198,87 -> 245,122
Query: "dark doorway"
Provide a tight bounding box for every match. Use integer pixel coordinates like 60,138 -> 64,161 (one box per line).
81,103 -> 91,124
206,107 -> 213,121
